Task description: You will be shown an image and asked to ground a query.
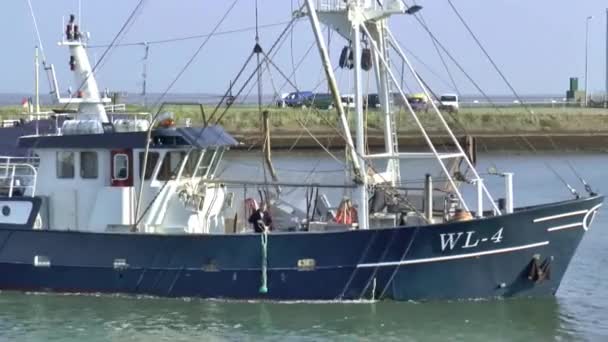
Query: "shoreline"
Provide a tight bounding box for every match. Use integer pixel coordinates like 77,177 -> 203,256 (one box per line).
2,105 -> 608,151
231,130 -> 608,152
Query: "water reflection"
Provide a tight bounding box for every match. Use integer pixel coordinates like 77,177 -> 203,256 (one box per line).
0,293 -> 580,341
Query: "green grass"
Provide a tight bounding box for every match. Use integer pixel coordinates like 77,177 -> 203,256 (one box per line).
2,104 -> 608,134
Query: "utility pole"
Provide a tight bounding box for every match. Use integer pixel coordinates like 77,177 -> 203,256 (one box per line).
141,42 -> 149,106
585,16 -> 593,107
605,9 -> 608,107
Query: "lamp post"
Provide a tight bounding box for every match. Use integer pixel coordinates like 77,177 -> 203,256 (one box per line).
585,16 -> 593,107
605,8 -> 608,108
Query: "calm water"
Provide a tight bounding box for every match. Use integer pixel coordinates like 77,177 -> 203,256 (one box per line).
0,152 -> 606,341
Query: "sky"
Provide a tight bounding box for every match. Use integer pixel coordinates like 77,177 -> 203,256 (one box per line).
1,0 -> 607,97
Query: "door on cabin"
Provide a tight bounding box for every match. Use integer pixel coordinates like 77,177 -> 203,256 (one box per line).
110,149 -> 133,187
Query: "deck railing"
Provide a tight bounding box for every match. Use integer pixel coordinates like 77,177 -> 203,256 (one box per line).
0,156 -> 39,198
315,0 -> 384,11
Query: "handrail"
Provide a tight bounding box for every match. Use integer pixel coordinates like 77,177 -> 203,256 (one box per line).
0,156 -> 38,198
315,0 -> 385,11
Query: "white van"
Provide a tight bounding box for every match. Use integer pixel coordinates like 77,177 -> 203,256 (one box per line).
341,94 -> 355,109
439,94 -> 459,113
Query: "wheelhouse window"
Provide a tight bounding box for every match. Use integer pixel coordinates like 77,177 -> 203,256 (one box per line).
195,149 -> 216,178
208,148 -> 224,178
80,152 -> 98,179
138,152 -> 160,180
56,151 -> 75,179
113,154 -> 129,181
182,150 -> 202,178
157,151 -> 186,181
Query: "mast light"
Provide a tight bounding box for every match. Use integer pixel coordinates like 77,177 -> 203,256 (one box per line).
405,5 -> 423,15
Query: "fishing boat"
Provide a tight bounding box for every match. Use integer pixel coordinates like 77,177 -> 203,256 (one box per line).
0,1 -> 602,301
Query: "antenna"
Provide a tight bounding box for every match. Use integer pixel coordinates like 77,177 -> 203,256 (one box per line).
141,42 -> 149,104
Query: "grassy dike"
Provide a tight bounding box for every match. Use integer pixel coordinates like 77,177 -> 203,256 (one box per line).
2,104 -> 608,151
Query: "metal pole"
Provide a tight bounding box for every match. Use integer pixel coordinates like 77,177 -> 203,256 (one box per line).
585,16 -> 593,107
352,21 -> 369,229
476,179 -> 484,218
303,0 -> 362,177
605,9 -> 608,107
503,172 -> 514,214
424,174 -> 433,223
382,30 -> 500,214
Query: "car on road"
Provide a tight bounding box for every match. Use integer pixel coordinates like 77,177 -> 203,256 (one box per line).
407,93 -> 429,112
439,94 -> 459,113
277,91 -> 314,108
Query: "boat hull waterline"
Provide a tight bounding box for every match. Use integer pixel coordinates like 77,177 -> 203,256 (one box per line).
0,196 -> 602,301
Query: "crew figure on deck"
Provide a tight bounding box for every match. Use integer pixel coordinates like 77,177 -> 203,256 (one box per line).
248,202 -> 273,233
334,197 -> 358,225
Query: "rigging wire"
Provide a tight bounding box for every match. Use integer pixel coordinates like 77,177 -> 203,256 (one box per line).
443,0 -> 591,195
445,0 -> 529,113
87,21 -> 291,48
135,0 -> 242,223
208,10 -> 303,125
399,0 -> 500,110
518,135 -> 580,198
25,0 -> 48,63
149,0 -> 240,118
544,135 -> 595,195
239,21 -> 303,106
397,1 -> 586,197
412,0 -> 460,95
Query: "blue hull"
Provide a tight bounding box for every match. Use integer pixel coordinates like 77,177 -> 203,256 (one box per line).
0,196 -> 603,301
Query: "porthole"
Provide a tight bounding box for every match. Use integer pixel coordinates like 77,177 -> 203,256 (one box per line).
1,206 -> 10,217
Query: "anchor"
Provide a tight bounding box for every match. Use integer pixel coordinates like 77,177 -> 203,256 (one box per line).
527,254 -> 553,283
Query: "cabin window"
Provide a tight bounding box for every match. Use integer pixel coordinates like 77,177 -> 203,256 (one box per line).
138,152 -> 160,180
182,150 -> 202,178
196,149 -> 215,178
80,152 -> 98,179
157,151 -> 186,181
56,151 -> 75,179
208,148 -> 224,177
113,154 -> 129,181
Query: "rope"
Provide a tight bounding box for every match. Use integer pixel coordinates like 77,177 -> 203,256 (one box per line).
259,228 -> 269,294
149,0 -> 240,116
25,0 -> 48,63
399,1 -> 500,111
412,0 -> 460,95
446,0 -> 530,113
378,226 -> 421,299
88,21 -> 290,48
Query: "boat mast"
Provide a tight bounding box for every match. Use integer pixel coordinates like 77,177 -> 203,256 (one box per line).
307,1 -> 501,218
304,0 -> 367,228
372,20 -> 400,185
59,14 -> 109,122
351,16 -> 369,228
304,1 -> 363,176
